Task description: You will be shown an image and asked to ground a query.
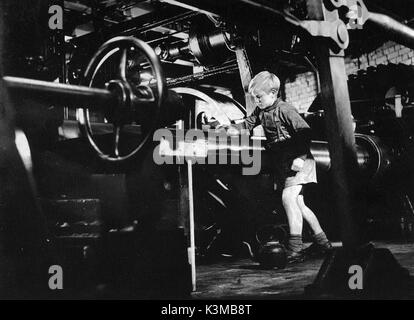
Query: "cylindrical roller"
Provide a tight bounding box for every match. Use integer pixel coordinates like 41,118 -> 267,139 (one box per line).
188,29 -> 233,66
310,134 -> 393,180
354,133 -> 393,180
310,140 -> 371,172
187,15 -> 234,66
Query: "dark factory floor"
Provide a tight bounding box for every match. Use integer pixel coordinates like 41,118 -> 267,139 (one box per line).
191,242 -> 414,300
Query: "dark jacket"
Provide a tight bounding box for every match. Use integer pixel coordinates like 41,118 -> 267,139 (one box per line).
234,98 -> 312,161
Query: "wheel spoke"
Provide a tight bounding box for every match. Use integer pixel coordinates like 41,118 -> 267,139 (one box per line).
114,125 -> 121,157
119,48 -> 128,81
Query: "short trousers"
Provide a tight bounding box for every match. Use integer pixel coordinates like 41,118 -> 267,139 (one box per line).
269,151 -> 317,189
284,157 -> 317,188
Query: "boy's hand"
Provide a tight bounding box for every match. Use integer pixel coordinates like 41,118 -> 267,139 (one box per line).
204,117 -> 221,130
226,126 -> 240,136
213,124 -> 240,136
291,158 -> 305,171
214,124 -> 229,133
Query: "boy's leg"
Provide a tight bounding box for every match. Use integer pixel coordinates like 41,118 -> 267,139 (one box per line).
282,185 -> 304,255
297,194 -> 323,235
282,185 -> 304,235
297,194 -> 332,256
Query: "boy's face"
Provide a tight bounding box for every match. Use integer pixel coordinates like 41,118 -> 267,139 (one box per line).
253,90 -> 277,109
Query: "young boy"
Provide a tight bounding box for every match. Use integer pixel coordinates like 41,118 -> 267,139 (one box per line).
225,71 -> 332,262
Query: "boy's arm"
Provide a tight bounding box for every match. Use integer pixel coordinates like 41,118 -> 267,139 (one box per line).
230,107 -> 261,133
279,104 -> 312,147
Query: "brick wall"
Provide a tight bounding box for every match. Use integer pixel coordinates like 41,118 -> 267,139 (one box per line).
284,41 -> 414,113
284,71 -> 318,113
345,41 -> 414,75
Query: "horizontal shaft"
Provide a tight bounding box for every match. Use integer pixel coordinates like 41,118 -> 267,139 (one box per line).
3,76 -> 118,110
368,12 -> 414,50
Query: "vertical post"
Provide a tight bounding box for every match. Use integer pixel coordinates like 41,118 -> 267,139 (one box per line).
307,0 -> 362,249
177,120 -> 189,235
187,159 -> 196,292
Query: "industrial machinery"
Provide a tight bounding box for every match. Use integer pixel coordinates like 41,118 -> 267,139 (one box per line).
1,0 -> 414,299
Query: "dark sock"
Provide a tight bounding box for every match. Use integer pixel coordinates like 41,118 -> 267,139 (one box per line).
287,234 -> 303,253
313,232 -> 329,246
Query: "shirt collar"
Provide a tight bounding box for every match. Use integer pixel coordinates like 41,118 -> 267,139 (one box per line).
262,97 -> 282,112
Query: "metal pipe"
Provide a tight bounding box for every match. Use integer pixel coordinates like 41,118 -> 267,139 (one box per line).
3,76 -> 118,110
368,12 -> 414,50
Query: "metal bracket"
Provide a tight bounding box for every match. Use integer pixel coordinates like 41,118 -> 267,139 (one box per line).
328,0 -> 370,29
300,19 -> 349,50
296,0 -> 370,51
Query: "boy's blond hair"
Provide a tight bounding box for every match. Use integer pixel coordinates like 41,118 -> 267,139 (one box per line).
248,71 -> 280,95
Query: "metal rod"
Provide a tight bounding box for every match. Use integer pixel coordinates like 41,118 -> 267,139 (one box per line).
159,0 -> 219,18
187,159 -> 196,292
3,76 -> 118,110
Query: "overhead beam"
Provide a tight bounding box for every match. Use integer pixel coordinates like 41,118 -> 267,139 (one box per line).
167,0 -> 289,27
71,5 -> 197,47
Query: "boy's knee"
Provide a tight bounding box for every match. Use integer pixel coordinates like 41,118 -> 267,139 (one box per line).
282,188 -> 298,207
297,194 -> 306,208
